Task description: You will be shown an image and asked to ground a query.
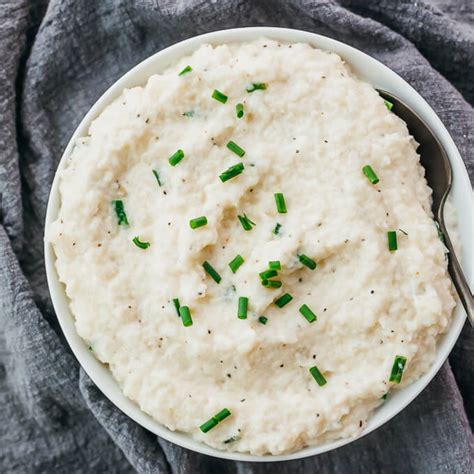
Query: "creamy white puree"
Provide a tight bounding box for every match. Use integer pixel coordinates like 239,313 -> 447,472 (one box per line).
49,40 -> 456,455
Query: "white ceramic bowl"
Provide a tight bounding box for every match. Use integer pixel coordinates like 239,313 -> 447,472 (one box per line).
44,27 -> 473,462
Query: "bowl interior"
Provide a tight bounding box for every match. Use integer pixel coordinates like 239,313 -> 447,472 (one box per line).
44,27 -> 473,462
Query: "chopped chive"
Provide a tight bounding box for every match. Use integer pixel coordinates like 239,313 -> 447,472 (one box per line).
273,223 -> 282,235
226,140 -> 246,157
274,193 -> 287,213
309,365 -> 327,386
200,418 -> 218,433
362,165 -> 379,184
229,254 -> 244,273
258,316 -> 268,325
298,254 -> 317,270
246,82 -> 267,93
211,89 -> 228,104
132,236 -> 150,249
237,297 -> 248,319
434,222 -> 448,260
299,304 -> 317,323
261,279 -> 282,288
169,149 -> 184,166
179,306 -> 193,327
236,103 -> 244,119
269,261 -> 281,270
435,221 -> 445,243
224,435 -> 240,444
274,293 -> 293,308
389,355 -> 407,383
219,162 -> 245,182
113,200 -> 129,226
178,65 -> 192,76
387,231 -> 398,251
172,298 -> 180,316
152,169 -> 162,186
381,393 -> 388,400
237,213 -> 255,231
259,269 -> 278,280
189,216 -> 208,229
384,99 -> 394,111
215,408 -> 231,422
202,261 -> 221,284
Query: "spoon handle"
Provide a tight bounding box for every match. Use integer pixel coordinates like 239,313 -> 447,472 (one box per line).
440,222 -> 473,326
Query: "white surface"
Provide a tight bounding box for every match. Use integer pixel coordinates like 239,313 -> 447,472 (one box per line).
44,27 -> 473,462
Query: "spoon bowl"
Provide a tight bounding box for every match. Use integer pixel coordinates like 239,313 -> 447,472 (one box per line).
378,90 -> 473,325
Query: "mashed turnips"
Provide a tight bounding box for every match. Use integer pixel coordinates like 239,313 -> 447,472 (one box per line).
49,39 -> 456,455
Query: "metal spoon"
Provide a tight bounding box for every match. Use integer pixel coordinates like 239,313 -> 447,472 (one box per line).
378,90 -> 473,326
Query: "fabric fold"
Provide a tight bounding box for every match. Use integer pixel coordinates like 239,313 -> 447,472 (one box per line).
0,1 -> 472,472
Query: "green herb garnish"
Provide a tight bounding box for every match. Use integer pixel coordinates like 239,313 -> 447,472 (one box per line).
132,236 -> 150,249
258,316 -> 268,325
389,355 -> 407,383
273,223 -> 282,235
269,261 -> 281,270
202,261 -> 222,284
236,103 -> 244,119
387,231 -> 398,251
261,279 -> 282,288
226,140 -> 246,157
200,408 -> 231,433
211,89 -> 228,104
274,193 -> 287,213
200,418 -> 218,433
238,296 -> 248,319
362,165 -> 379,185
384,99 -> 394,111
298,254 -> 317,270
309,365 -> 327,386
152,169 -> 162,187
179,305 -> 193,327
299,304 -> 317,323
237,213 -> 255,231
178,65 -> 192,76
219,162 -> 245,182
172,298 -> 180,316
189,216 -> 208,229
259,269 -> 278,280
113,200 -> 129,226
274,293 -> 293,308
229,254 -> 244,273
246,82 -> 267,93
435,221 -> 445,243
169,149 -> 184,166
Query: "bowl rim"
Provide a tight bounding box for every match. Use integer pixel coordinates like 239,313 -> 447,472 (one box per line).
44,26 -> 473,462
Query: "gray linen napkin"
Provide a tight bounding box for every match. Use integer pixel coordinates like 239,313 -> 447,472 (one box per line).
1,1 -> 473,472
